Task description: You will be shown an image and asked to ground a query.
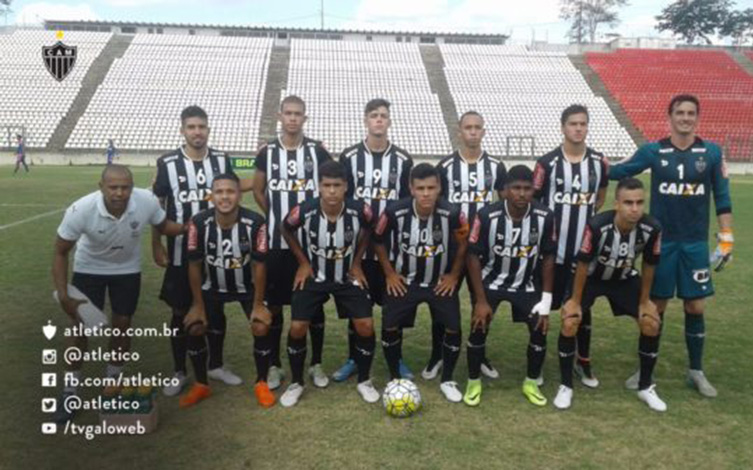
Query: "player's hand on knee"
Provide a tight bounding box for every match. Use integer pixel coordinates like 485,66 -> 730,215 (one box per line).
250,303 -> 272,330
639,301 -> 661,336
433,273 -> 459,297
562,299 -> 582,321
385,272 -> 408,297
348,263 -> 369,290
471,301 -> 493,332
184,304 -> 207,335
535,315 -> 550,335
294,263 -> 314,291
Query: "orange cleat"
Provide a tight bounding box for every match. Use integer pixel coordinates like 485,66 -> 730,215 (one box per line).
179,383 -> 211,408
254,381 -> 276,408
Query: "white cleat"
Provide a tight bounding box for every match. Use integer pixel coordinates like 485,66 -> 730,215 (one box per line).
574,362 -> 600,388
208,367 -> 243,386
280,383 -> 305,407
421,360 -> 443,380
356,380 -> 380,403
440,381 -> 463,403
309,364 -> 330,388
637,384 -> 667,412
535,374 -> 544,387
480,361 -> 500,379
624,370 -> 640,390
162,371 -> 187,397
553,385 -> 573,410
267,366 -> 284,390
687,370 -> 718,398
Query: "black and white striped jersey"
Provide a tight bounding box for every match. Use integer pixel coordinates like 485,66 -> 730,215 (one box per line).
533,146 -> 609,267
186,207 -> 268,296
468,201 -> 556,293
437,150 -> 507,224
255,137 -> 332,250
153,147 -> 235,266
577,210 -> 662,282
282,198 -> 374,284
373,198 -> 469,288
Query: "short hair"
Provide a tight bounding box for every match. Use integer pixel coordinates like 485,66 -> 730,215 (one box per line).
280,95 -> 306,113
410,163 -> 440,183
561,104 -> 589,125
615,177 -> 644,197
459,110 -> 484,126
668,94 -> 700,115
505,165 -> 533,185
365,98 -> 390,115
212,172 -> 240,188
101,163 -> 133,182
318,160 -> 348,182
180,105 -> 208,124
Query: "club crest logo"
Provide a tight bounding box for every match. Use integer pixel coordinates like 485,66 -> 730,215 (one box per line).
694,157 -> 707,173
43,31 -> 77,82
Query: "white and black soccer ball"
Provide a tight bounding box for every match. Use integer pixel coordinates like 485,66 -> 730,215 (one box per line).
383,379 -> 422,418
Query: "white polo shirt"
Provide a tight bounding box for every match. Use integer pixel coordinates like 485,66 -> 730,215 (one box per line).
57,188 -> 166,275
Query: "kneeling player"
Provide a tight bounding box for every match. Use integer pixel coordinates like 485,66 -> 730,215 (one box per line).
184,174 -> 274,408
279,161 -> 378,407
374,163 -> 469,402
555,178 -> 666,412
464,165 -> 556,407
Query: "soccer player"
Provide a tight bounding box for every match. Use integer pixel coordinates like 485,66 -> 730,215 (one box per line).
435,111 -> 506,381
52,165 -> 185,423
554,178 -> 665,411
334,98 -> 414,382
152,105 -> 253,398
183,173 -> 274,408
609,95 -> 733,397
463,165 -> 556,407
252,96 -> 333,391
105,139 -> 117,165
278,160 -> 377,407
374,163 -> 469,402
533,104 -> 609,388
13,134 -> 28,174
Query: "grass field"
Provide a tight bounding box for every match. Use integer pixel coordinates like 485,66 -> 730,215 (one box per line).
1,166 -> 752,470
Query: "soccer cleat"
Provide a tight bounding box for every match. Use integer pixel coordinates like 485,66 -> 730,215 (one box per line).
163,371 -> 188,397
440,381 -> 463,403
574,362 -> 600,388
624,370 -> 640,390
267,366 -> 284,390
332,359 -> 357,382
254,381 -> 276,408
179,383 -> 212,408
463,379 -> 482,407
553,385 -> 573,410
535,374 -> 544,386
399,360 -> 415,380
480,358 -> 500,379
637,384 -> 667,412
52,391 -> 77,424
308,364 -> 330,388
687,370 -> 718,398
208,367 -> 243,386
421,360 -> 443,381
280,383 -> 305,407
522,378 -> 547,406
356,380 -> 381,403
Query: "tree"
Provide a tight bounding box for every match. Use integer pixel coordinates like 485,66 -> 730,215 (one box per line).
655,0 -> 734,45
720,8 -> 753,45
0,0 -> 11,26
560,0 -> 629,44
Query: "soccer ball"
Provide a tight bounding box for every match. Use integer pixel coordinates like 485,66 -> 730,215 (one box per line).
383,379 -> 422,418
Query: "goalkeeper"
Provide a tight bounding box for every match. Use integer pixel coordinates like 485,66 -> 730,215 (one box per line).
609,95 -> 733,398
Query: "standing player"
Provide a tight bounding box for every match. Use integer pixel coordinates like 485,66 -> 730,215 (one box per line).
152,105 -> 253,398
13,134 -> 28,174
334,98 -> 414,382
183,173 -> 274,408
374,163 -> 469,402
251,96 -> 332,391
105,139 -> 117,165
609,95 -> 733,397
554,178 -> 665,411
463,165 -> 556,407
434,111 -> 506,381
533,104 -> 609,388
278,161 -> 378,407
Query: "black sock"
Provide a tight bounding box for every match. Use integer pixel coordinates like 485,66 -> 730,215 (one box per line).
253,333 -> 272,383
354,333 -> 376,383
310,307 -> 325,366
685,312 -> 705,371
527,324 -> 547,379
347,320 -> 356,361
428,321 -> 445,367
170,314 -> 187,375
467,328 -> 487,380
381,329 -> 402,380
287,334 -> 307,385
207,311 -> 226,370
187,334 -> 208,385
577,308 -> 593,375
269,310 -> 283,367
638,334 -> 660,390
441,331 -> 461,382
558,334 -> 576,388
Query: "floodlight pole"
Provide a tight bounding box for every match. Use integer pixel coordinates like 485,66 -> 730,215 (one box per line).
320,0 -> 324,30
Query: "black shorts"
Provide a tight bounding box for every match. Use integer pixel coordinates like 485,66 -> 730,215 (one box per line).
291,279 -> 372,322
72,272 -> 141,317
382,284 -> 460,331
159,265 -> 192,311
486,288 -> 541,324
581,276 -> 641,318
362,259 -> 385,306
552,263 -> 575,310
203,292 -> 253,326
265,249 -> 298,306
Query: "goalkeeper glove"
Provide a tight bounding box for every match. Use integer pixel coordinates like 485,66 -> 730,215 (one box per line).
710,228 -> 734,272
532,292 -> 552,317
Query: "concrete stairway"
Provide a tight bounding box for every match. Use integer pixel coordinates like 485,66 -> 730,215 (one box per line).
728,50 -> 753,76
257,45 -> 290,145
419,45 -> 460,151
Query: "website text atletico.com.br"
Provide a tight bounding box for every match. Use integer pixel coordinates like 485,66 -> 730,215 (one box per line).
62,323 -> 179,338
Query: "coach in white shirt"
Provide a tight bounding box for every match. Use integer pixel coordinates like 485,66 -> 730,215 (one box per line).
51,164 -> 184,423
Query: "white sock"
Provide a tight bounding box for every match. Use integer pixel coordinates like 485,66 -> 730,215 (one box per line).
105,364 -> 123,378
63,370 -> 81,394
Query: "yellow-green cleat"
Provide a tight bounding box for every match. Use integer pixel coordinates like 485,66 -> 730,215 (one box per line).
463,379 -> 482,407
522,378 -> 547,406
